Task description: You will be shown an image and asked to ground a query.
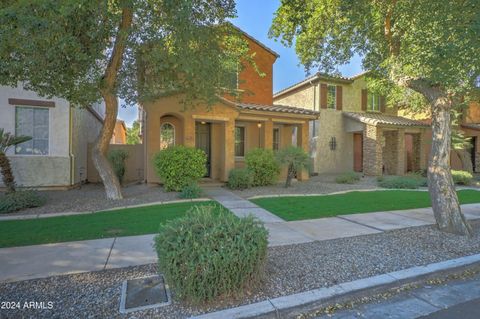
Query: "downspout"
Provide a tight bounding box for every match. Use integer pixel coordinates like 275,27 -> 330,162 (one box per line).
309,80 -> 317,133
69,106 -> 74,187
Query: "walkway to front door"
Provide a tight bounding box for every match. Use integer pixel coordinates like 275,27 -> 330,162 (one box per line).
203,187 -> 283,223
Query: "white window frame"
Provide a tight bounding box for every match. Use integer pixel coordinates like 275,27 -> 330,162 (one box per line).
367,93 -> 381,112
14,106 -> 50,156
160,122 -> 175,149
327,85 -> 337,109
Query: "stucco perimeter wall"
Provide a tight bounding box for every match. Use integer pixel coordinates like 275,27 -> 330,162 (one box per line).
87,144 -> 144,184
71,107 -> 103,184
0,84 -> 72,187
315,109 -> 354,174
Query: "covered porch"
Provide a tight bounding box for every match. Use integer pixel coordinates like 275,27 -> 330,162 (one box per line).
144,95 -> 319,184
343,112 -> 430,176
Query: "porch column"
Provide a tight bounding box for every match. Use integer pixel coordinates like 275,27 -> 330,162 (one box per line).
263,119 -> 273,149
363,124 -> 383,176
223,119 -> 235,181
396,129 -> 406,175
184,115 -> 195,147
297,121 -> 310,181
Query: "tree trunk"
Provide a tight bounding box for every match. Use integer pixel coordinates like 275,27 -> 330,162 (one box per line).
453,148 -> 473,173
92,7 -> 133,200
285,164 -> 294,187
428,97 -> 472,236
0,152 -> 15,193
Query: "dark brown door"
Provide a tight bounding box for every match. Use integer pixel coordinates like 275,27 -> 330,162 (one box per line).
195,123 -> 211,177
469,137 -> 477,172
353,133 -> 363,172
405,134 -> 414,172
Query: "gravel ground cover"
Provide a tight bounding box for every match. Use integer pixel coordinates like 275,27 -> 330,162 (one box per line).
2,183 -> 179,216
231,174 -> 379,198
2,220 -> 480,319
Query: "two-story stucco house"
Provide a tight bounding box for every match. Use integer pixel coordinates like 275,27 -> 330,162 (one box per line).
0,84 -> 105,188
139,29 -> 319,183
274,73 -> 430,176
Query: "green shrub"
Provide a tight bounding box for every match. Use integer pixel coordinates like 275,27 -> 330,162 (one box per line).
276,146 -> 310,187
335,172 -> 361,184
0,190 -> 46,214
155,205 -> 268,303
227,168 -> 253,190
245,148 -> 280,186
178,183 -> 203,199
107,149 -> 129,184
452,170 -> 473,185
153,146 -> 206,191
378,175 -> 427,189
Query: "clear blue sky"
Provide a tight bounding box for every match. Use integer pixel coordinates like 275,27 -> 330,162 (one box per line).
118,0 -> 363,126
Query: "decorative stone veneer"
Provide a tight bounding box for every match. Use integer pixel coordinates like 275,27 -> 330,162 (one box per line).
363,124 -> 383,176
382,129 -> 406,175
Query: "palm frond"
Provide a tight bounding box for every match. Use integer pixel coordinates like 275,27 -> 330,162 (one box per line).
0,128 -> 32,153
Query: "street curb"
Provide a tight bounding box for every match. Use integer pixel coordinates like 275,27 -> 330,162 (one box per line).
190,253 -> 480,319
0,198 -> 212,221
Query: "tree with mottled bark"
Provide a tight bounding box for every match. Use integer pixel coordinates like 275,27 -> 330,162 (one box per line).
0,0 -> 250,199
270,0 -> 480,235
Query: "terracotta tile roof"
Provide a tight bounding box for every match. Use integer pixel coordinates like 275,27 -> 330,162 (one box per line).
343,112 -> 430,127
462,123 -> 480,130
219,97 -> 319,117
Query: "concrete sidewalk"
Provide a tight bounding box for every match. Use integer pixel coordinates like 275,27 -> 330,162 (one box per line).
0,203 -> 479,283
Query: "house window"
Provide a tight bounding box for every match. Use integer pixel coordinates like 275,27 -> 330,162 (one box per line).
15,106 -> 49,155
160,122 -> 175,149
273,128 -> 280,151
235,126 -> 245,157
367,94 -> 381,112
327,85 -> 336,109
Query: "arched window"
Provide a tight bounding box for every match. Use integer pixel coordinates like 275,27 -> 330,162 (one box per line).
160,122 -> 175,149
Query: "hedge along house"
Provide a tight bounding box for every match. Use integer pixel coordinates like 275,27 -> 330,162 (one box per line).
139,29 -> 319,184
273,73 -> 430,176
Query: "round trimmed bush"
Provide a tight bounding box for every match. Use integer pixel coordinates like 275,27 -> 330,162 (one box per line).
155,205 -> 268,303
227,168 -> 253,190
153,146 -> 206,191
245,148 -> 280,186
451,170 -> 473,185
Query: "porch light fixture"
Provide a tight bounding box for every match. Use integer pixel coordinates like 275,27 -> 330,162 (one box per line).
329,136 -> 337,151
257,122 -> 262,128
201,121 -> 206,125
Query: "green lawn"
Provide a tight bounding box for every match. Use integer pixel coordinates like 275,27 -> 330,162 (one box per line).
252,190 -> 480,221
0,201 -> 219,248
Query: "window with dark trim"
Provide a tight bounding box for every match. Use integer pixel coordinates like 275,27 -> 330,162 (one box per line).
273,128 -> 280,151
235,126 -> 245,157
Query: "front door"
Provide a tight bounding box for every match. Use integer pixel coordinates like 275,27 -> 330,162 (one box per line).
353,133 -> 363,172
195,122 -> 211,177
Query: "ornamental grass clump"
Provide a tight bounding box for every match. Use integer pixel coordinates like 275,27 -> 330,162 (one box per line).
155,205 -> 268,303
335,172 -> 361,184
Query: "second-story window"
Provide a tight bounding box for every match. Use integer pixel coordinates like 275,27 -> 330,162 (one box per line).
327,85 -> 336,109
367,93 -> 381,112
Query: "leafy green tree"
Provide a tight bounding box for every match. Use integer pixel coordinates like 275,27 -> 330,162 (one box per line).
0,0 -> 251,199
270,0 -> 479,235
0,129 -> 31,193
126,120 -> 141,145
276,146 -> 310,188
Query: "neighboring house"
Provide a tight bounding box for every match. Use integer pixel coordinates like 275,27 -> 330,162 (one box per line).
111,120 -> 127,144
399,101 -> 480,173
139,28 -> 319,183
274,73 -> 430,176
0,84 -> 105,189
